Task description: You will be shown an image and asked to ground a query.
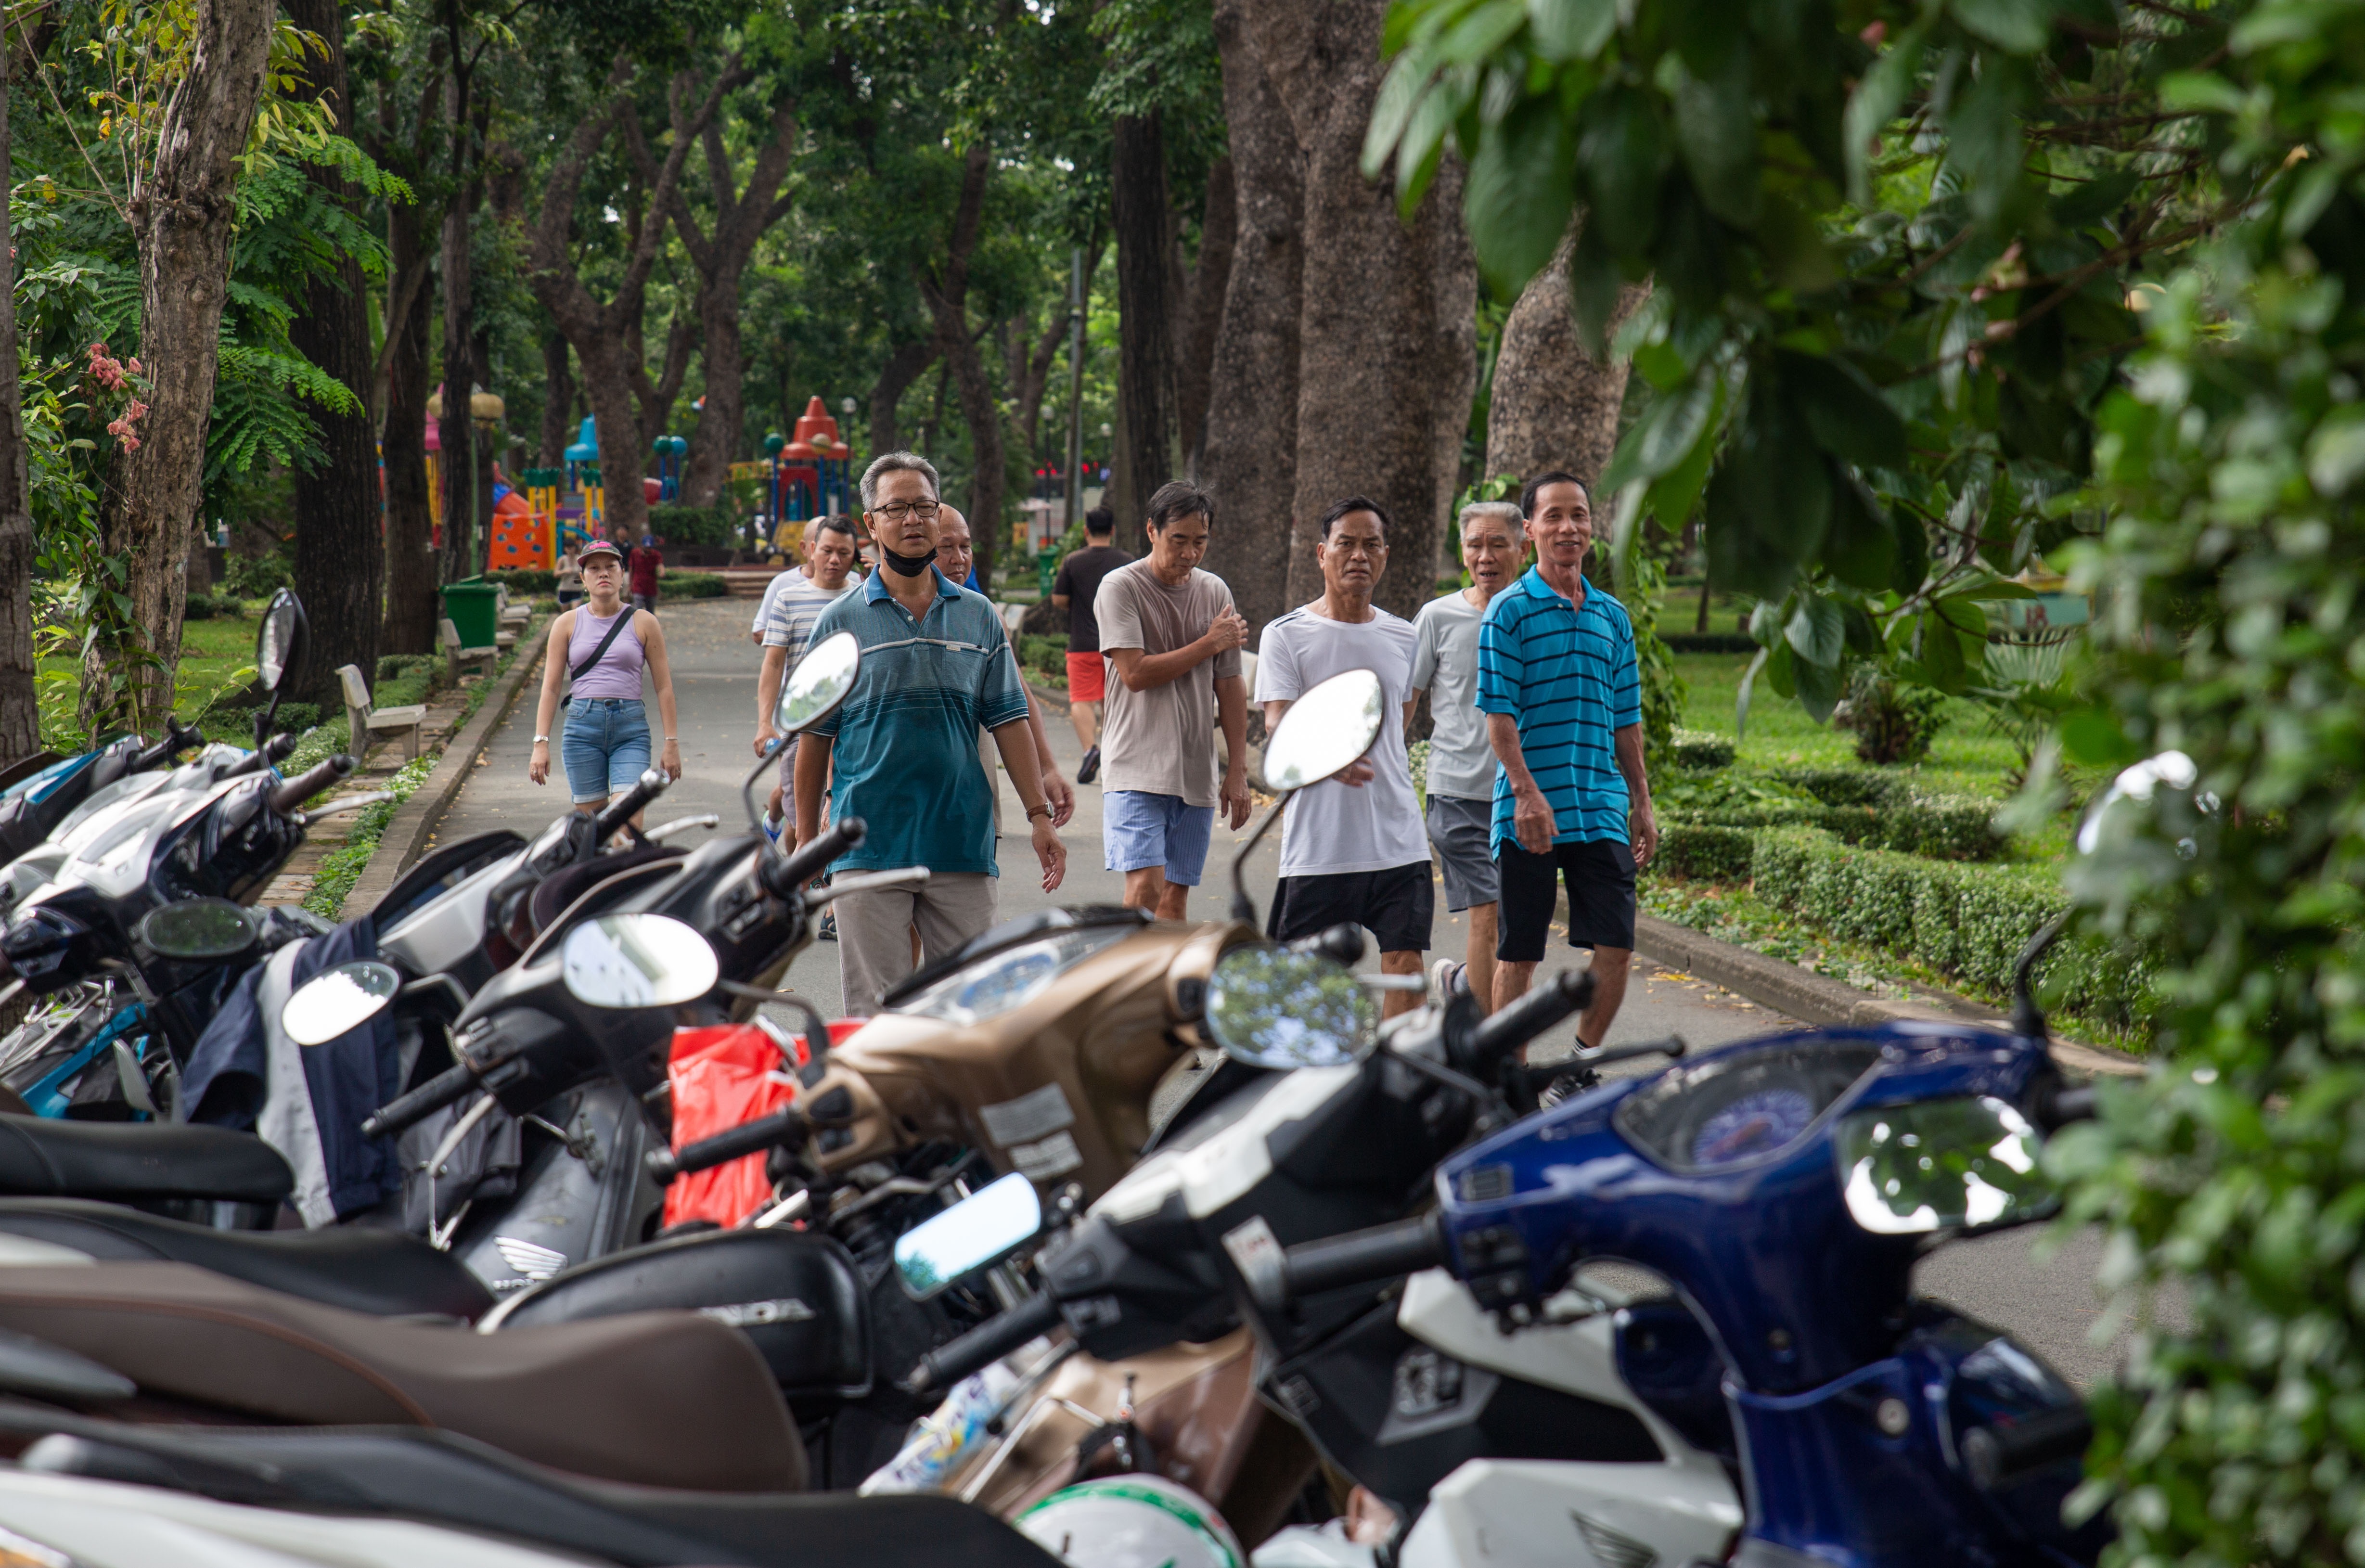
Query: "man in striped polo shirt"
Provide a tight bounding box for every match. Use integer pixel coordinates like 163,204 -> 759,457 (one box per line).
1476,471 -> 1658,1055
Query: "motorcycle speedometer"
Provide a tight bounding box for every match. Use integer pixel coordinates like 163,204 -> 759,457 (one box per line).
892,925 -> 1137,1027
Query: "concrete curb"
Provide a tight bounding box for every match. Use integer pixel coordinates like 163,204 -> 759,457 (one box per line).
1633,913 -> 2144,1080
343,629 -> 547,914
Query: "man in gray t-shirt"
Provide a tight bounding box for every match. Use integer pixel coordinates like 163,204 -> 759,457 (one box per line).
1096,481 -> 1251,919
1410,501 -> 1527,1015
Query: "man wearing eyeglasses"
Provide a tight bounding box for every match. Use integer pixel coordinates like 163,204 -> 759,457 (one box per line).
791,452 -> 1068,1013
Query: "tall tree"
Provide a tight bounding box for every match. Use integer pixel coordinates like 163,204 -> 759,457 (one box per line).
1197,0 -> 1302,638
1242,0 -> 1471,623
369,60 -> 445,657
527,56 -> 735,548
537,334 -> 575,469
433,4 -> 489,584
1170,155 -> 1234,475
913,141 -> 1006,580
867,338 -> 937,458
284,0 -> 384,710
0,32 -> 37,759
1483,235 -> 1645,492
1105,112 -> 1178,548
82,0 -> 273,733
658,93 -> 800,508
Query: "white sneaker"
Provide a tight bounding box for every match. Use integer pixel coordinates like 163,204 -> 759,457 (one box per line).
1428,958 -> 1466,1002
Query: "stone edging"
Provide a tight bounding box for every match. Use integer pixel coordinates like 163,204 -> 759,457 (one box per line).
1633,912 -> 2143,1081
342,630 -> 548,914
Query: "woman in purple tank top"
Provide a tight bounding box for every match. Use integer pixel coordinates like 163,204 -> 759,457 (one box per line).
527,539 -> 682,823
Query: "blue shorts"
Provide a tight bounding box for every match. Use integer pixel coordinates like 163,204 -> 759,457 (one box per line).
1103,791 -> 1216,886
562,697 -> 652,804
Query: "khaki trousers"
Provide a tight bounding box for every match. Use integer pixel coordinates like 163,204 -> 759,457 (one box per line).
835,871 -> 998,1016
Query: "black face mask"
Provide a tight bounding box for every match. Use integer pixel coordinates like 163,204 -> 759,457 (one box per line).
880,543 -> 938,577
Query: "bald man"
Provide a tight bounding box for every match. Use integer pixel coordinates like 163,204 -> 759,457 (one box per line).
936,505 -> 1075,832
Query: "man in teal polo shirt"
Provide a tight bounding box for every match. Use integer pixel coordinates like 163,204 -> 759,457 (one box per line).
1476,470 -> 1658,1064
791,450 -> 1067,1013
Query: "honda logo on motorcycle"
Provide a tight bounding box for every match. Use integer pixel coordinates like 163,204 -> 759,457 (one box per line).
698,1298 -> 818,1328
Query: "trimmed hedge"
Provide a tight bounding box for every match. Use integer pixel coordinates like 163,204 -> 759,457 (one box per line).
1656,823 -> 1757,882
1750,828 -> 2155,1030
1668,729 -> 1735,770
1671,797 -> 2004,860
486,569 -> 558,594
669,573 -> 729,599
1663,632 -> 1757,653
647,504 -> 743,548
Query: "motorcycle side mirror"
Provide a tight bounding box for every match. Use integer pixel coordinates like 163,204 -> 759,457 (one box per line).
282,960 -> 400,1046
1204,943 -> 1378,1069
741,631 -> 862,836
561,913 -> 719,1009
253,588 -> 310,748
136,898 -> 261,964
894,1171 -> 1042,1299
1228,668 -> 1385,925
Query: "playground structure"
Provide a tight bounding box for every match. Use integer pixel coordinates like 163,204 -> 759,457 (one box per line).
759,397 -> 854,556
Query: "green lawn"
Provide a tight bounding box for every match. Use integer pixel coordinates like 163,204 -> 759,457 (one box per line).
1672,651 -> 2023,797
38,608 -> 275,751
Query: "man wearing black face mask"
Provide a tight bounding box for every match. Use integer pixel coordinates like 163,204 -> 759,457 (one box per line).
791,451 -> 1069,1013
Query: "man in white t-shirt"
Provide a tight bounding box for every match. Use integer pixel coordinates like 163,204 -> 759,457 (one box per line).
752,515 -> 860,837
1410,501 -> 1527,1015
1253,495 -> 1429,1016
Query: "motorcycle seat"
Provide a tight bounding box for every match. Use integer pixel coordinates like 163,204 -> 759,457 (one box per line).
0,1262 -> 806,1494
0,1199 -> 495,1322
8,1415 -> 1060,1568
0,1115 -> 293,1205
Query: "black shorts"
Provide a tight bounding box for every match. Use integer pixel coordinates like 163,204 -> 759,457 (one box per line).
1496,838 -> 1636,961
1269,861 -> 1434,955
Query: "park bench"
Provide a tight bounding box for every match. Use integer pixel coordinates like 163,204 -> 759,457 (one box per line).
338,664 -> 428,765
438,617 -> 498,683
495,586 -> 531,650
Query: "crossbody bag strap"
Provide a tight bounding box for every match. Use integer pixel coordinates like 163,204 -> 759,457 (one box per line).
567,610 -> 635,686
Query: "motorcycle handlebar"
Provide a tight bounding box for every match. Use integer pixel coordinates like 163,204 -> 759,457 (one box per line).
267,754 -> 356,816
2033,1081 -> 2097,1131
1276,1214 -> 1444,1305
593,769 -> 670,840
219,732 -> 299,781
1468,968 -> 1595,1066
770,816 -> 866,894
131,719 -> 202,773
905,1289 -> 1062,1396
645,1105 -> 805,1186
360,1061 -> 478,1141
1285,924 -> 1366,967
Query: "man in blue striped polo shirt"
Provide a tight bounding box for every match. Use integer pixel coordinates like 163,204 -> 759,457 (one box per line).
1476,471 -> 1658,1062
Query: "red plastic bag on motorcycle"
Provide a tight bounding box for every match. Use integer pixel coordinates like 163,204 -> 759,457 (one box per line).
660,1019 -> 861,1229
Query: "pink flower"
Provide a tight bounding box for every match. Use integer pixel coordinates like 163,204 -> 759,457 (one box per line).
126,358 -> 141,374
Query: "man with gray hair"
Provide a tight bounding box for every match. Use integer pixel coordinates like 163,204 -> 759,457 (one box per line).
1410,499 -> 1527,1014
792,451 -> 1067,1012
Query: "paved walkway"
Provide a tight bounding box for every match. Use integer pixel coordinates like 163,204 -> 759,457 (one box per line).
432,594 -> 2144,1388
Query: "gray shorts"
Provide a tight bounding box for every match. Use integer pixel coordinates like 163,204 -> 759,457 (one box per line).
1425,795 -> 1499,913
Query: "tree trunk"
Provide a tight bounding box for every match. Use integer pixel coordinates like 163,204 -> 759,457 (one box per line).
1198,0 -> 1303,643
868,338 -> 937,459
0,46 -> 37,760
527,56 -> 738,549
283,0 -> 382,709
381,221 -> 436,655
665,103 -> 799,509
914,142 -> 1003,584
80,0 -> 271,735
437,182 -> 476,581
1108,113 -> 1178,553
1483,232 -> 1647,493
1243,0 -> 1467,624
1428,157 -> 1479,582
1172,155 -> 1235,476
538,334 -> 575,470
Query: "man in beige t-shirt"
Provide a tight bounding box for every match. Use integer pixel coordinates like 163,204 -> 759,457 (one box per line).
1096,481 -> 1253,919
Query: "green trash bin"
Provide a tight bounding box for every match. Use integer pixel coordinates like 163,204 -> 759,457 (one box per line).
1037,553 -> 1059,600
441,578 -> 501,650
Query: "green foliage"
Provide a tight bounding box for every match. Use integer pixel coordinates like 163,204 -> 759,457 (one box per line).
1018,634 -> 1067,686
646,504 -> 742,548
220,553 -> 293,602
1834,665 -> 1949,766
667,574 -> 730,600
485,570 -> 559,595
303,754 -> 436,920
1667,730 -> 1734,771
1654,822 -> 1755,882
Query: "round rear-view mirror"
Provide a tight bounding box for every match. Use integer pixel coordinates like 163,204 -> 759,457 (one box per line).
1204,945 -> 1377,1070
561,913 -> 719,1009
283,960 -> 400,1046
136,898 -> 260,964
777,630 -> 861,736
256,588 -> 308,694
1263,668 -> 1383,793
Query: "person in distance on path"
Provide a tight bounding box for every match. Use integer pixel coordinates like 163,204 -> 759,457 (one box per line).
932,504 -> 1074,831
1094,481 -> 1252,921
751,515 -> 861,840
1051,506 -> 1130,783
1412,501 -> 1529,1016
1253,497 -> 1431,1018
791,452 -> 1067,1015
1478,471 -> 1658,1076
527,539 -> 683,830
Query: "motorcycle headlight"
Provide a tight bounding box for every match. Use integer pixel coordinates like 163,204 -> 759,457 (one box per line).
893,925 -> 1136,1027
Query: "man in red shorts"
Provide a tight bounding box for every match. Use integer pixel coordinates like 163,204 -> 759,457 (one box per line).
1050,505 -> 1130,783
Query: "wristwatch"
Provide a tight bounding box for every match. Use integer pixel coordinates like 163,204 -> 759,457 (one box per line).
533,734 -> 548,744
1026,803 -> 1054,822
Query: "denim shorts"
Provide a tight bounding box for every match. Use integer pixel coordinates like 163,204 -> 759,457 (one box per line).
562,697 -> 652,804
1103,790 -> 1217,886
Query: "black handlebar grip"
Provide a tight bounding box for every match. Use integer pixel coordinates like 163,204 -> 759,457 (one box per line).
1962,1405 -> 2093,1491
2033,1082 -> 2098,1131
594,768 -> 670,839
772,817 -> 866,892
132,719 -> 201,772
905,1289 -> 1062,1395
221,732 -> 300,781
360,1061 -> 479,1140
267,754 -> 356,815
645,1106 -> 805,1186
1278,1214 -> 1444,1303
1469,967 -> 1596,1066
1286,924 -> 1366,967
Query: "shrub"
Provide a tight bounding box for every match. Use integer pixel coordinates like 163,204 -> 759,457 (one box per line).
1768,766 -> 1896,808
1667,794 -> 2006,861
1660,632 -> 1757,654
375,653 -> 439,687
647,504 -> 741,549
1832,666 -> 1949,765
182,592 -> 232,621
668,573 -> 729,599
1668,729 -> 1735,770
1652,823 -> 1755,882
486,569 -> 558,595
221,552 -> 291,601
271,702 -> 321,735
1018,635 -> 1067,684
